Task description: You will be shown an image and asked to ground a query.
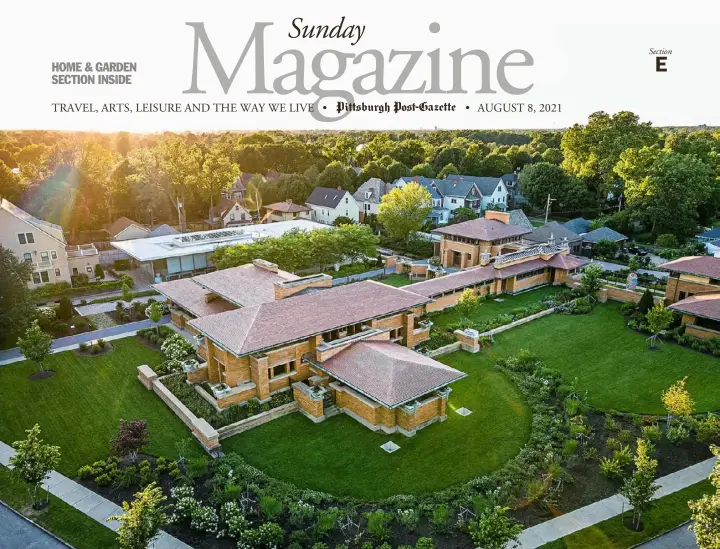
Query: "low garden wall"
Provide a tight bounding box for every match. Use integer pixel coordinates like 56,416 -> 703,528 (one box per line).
479,308 -> 556,337
426,341 -> 461,358
216,402 -> 298,439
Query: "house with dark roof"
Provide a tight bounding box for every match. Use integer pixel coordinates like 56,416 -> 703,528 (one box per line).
393,174 -> 509,224
148,224 -> 179,238
525,222 -> 583,254
305,187 -> 360,225
263,199 -> 312,222
581,227 -> 628,253
105,216 -> 150,241
352,178 -> 395,219
661,256 -> 720,303
564,218 -> 592,235
695,227 -> 720,243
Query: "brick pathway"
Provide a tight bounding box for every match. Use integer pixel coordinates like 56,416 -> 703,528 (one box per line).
511,457 -> 716,548
0,441 -> 191,549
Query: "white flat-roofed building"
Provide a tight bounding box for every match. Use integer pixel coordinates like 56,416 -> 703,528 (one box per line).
110,219 -> 330,282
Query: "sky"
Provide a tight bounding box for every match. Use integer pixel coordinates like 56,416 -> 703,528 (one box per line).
2,0 -> 718,132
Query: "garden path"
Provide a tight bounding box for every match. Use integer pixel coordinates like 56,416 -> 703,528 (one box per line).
0,441 -> 191,549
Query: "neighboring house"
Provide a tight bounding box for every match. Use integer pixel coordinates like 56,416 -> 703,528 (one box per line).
222,176 -> 247,201
669,292 -> 720,339
0,199 -> 99,288
508,209 -> 533,231
183,278 -> 462,436
564,217 -> 592,235
502,172 -> 526,207
111,219 -> 330,282
306,187 -> 360,225
105,217 -> 150,241
208,197 -> 253,227
661,256 -> 720,303
581,227 -> 628,253
525,222 -> 583,255
696,228 -> 720,244
148,224 -> 179,238
352,178 -> 394,219
704,239 -> 720,256
263,200 -> 313,222
394,174 -> 509,223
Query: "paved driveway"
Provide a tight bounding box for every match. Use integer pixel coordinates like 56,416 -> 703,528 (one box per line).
0,502 -> 70,549
636,523 -> 697,549
593,260 -> 668,279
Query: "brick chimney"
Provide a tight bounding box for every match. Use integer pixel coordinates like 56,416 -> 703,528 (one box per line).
273,274 -> 333,300
484,210 -> 511,225
252,259 -> 278,273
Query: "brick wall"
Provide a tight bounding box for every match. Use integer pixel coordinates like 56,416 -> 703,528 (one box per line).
665,276 -> 715,303
216,402 -> 299,438
336,387 -> 379,425
293,384 -> 324,418
216,385 -> 257,408
187,365 -> 209,384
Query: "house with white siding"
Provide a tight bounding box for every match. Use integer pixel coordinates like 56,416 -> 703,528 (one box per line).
306,187 -> 360,225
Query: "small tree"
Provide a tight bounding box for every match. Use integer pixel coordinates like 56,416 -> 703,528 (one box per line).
9,424 -> 61,509
620,438 -> 659,529
17,320 -> 53,372
689,445 -> 720,549
455,288 -> 481,327
592,239 -> 619,259
578,263 -> 604,301
655,233 -> 678,248
122,282 -> 133,303
468,505 -> 523,549
108,482 -> 168,549
637,288 -> 655,314
645,302 -> 673,349
662,377 -> 695,428
57,296 -> 74,320
94,264 -> 105,280
145,302 -> 163,335
332,215 -> 355,227
111,420 -> 150,462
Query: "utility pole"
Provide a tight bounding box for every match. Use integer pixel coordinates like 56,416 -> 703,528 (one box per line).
618,194 -> 623,213
176,197 -> 184,232
544,194 -> 556,224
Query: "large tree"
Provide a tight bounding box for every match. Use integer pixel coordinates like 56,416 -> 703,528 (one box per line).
561,111 -> 658,197
0,246 -> 34,347
615,147 -> 715,237
201,145 -> 240,227
378,183 -> 432,243
517,162 -> 593,213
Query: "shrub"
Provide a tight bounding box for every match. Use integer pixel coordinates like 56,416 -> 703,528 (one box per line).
78,342 -> 88,352
415,539 -> 435,549
395,508 -> 420,532
113,465 -> 139,489
620,302 -> 638,316
600,457 -> 623,478
220,501 -> 249,539
289,500 -> 314,527
97,338 -> 106,349
641,424 -> 662,441
259,494 -> 283,519
430,504 -> 450,534
91,344 -> 101,354
236,522 -> 284,549
364,510 -> 393,542
563,439 -> 579,456
667,423 -> 690,445
613,445 -> 633,467
605,416 -> 620,432
57,296 -> 74,320
655,233 -> 678,248
190,504 -> 219,533
77,465 -> 94,480
94,473 -> 112,486
161,333 -> 195,361
695,414 -> 720,444
618,429 -> 632,443
606,437 -> 621,451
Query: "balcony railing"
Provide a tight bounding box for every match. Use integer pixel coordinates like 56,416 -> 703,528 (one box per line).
65,244 -> 99,258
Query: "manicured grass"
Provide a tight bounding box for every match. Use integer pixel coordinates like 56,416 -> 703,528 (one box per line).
0,338 -> 203,476
223,354 -> 531,499
430,285 -> 562,328
0,464 -> 120,549
381,273 -> 414,287
540,480 -> 711,549
465,302 -> 720,414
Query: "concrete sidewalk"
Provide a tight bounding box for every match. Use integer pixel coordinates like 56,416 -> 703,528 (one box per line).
0,441 -> 190,549
511,456 -> 716,549
0,317 -> 170,366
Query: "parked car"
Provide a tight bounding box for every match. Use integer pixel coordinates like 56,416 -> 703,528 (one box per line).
628,246 -> 648,256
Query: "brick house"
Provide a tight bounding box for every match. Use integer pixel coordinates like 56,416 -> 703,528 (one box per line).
669,293 -> 720,339
661,256 -> 720,303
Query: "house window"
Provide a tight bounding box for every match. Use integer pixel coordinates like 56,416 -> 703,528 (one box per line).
451,199 -> 457,204
230,214 -> 235,220
40,271 -> 49,283
86,266 -> 93,273
40,251 -> 49,262
55,268 -> 61,277
345,197 -> 348,204
23,253 -> 31,262
269,360 -> 296,379
72,267 -> 78,275
51,251 -> 57,260
32,272 -> 41,284
17,233 -> 26,244
26,233 -> 34,243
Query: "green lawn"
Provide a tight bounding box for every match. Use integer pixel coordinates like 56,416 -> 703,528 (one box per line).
381,273 -> 414,287
464,303 -> 720,414
0,338 -> 203,476
223,354 -> 532,499
0,464 -> 120,549
430,285 -> 562,328
540,480 -> 711,549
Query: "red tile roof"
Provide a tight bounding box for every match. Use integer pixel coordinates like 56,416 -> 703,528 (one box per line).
432,218 -> 531,241
669,292 -> 720,321
188,281 -> 431,356
153,279 -> 237,318
316,341 -> 466,408
404,266 -> 496,297
660,256 -> 720,279
192,264 -> 297,307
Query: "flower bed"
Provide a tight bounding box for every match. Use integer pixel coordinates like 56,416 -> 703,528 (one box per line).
29,274 -> 135,299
